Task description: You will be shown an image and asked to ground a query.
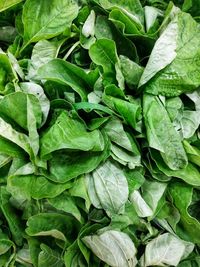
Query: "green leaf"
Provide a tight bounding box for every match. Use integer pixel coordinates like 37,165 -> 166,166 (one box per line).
140,11 -> 200,96
111,143 -> 141,169
48,193 -> 82,223
141,233 -> 194,266
130,180 -> 166,218
26,95 -> 39,158
87,160 -> 128,215
22,0 -> 78,48
119,55 -> 143,89
151,150 -> 200,186
105,117 -> 141,168
16,248 -> 32,266
103,89 -> 141,130
38,59 -> 91,101
38,244 -> 64,267
0,92 -> 42,130
27,39 -> 63,80
0,154 -> 11,169
143,94 -> 187,170
69,176 -> 91,212
178,256 -> 200,267
109,8 -> 144,35
0,50 -> 17,93
0,187 -> 24,246
0,117 -> 31,155
130,190 -> 153,218
73,102 -> 114,115
169,182 -> 200,243
95,16 -> 138,61
187,89 -> 200,111
98,0 -> 144,25
89,39 -> 118,74
28,238 -> 41,267
48,133 -> 109,183
144,6 -> 163,33
0,137 -> 26,158
40,111 -> 104,158
83,230 -> 137,267
7,174 -> 73,200
26,213 -> 77,241
0,0 -> 23,12
0,230 -> 15,256
180,111 -> 200,139
139,14 -> 179,87
104,118 -> 134,151
165,96 -> 183,122
20,82 -> 50,126
183,141 -> 200,167
182,0 -> 200,17
64,241 -> 86,267
1,0 -> 200,264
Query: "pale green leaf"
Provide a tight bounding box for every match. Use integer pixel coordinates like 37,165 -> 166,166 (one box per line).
83,230 -> 137,267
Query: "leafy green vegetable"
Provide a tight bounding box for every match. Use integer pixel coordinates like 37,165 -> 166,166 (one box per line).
1,0 -> 200,266
40,111 -> 105,158
140,11 -> 200,96
140,233 -> 194,266
38,59 -> 91,101
38,244 -> 64,267
0,0 -> 23,12
143,94 -> 187,170
26,213 -> 78,241
83,230 -> 137,267
87,160 -> 129,215
22,0 -> 78,49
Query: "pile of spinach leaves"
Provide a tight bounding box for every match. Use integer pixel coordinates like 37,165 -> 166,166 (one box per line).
1,0 -> 200,266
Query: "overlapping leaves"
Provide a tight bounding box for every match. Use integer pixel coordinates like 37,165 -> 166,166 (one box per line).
0,0 -> 200,266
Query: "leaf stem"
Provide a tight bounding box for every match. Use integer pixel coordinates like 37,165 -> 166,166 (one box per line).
63,41 -> 80,61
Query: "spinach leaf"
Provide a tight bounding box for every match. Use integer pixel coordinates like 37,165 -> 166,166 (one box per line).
140,11 -> 200,96
83,230 -> 137,267
40,111 -> 104,158
141,233 -> 194,266
22,0 -> 78,49
87,160 -> 129,215
143,94 -> 187,170
1,0 -> 200,266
